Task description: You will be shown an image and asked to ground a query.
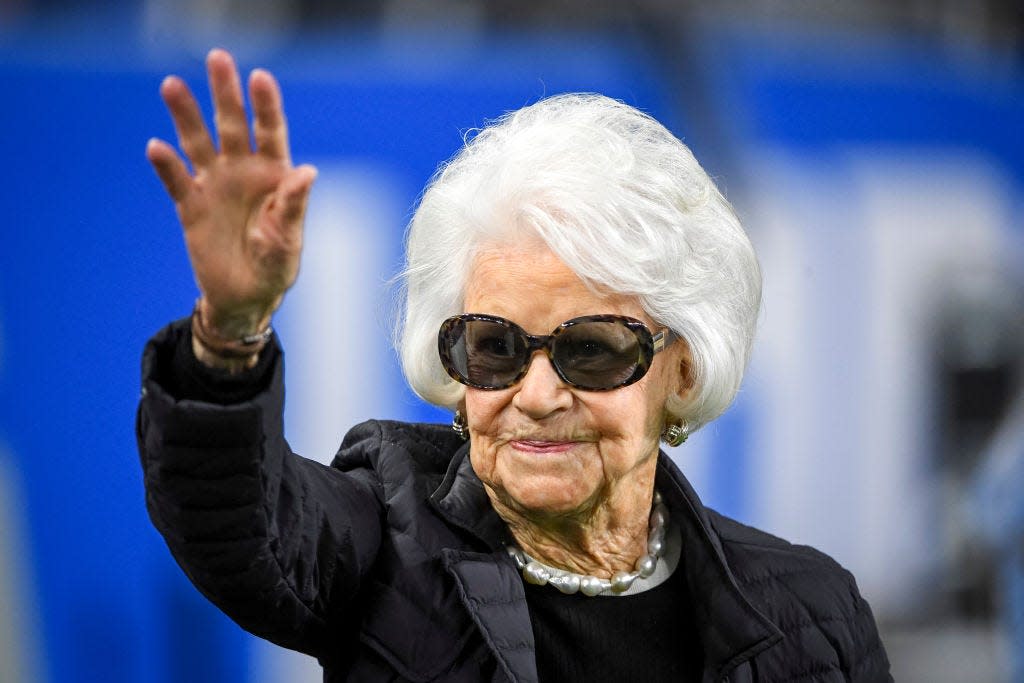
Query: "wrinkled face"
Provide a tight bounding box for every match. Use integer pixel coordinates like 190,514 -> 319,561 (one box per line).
462,241 -> 686,519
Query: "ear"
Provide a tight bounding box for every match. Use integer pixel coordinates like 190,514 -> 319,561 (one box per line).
674,338 -> 696,401
661,339 -> 695,426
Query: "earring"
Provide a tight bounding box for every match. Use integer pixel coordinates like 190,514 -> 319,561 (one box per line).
452,410 -> 469,440
661,421 -> 689,447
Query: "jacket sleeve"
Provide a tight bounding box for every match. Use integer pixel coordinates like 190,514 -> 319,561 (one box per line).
757,549 -> 893,682
777,560 -> 894,682
843,572 -> 893,682
712,511 -> 893,682
136,319 -> 384,659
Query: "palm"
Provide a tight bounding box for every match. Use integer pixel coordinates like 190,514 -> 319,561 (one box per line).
182,156 -> 295,310
146,49 -> 316,336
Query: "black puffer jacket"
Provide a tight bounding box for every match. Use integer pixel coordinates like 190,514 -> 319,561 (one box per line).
137,321 -> 892,682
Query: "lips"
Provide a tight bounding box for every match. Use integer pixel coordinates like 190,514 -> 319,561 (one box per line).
510,439 -> 577,453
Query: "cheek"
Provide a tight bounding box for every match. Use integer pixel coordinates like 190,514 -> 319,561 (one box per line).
594,385 -> 666,439
464,390 -> 512,471
464,389 -> 511,432
583,385 -> 672,467
641,355 -> 683,421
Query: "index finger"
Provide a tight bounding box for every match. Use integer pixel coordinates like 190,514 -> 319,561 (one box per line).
249,68 -> 290,163
160,76 -> 217,169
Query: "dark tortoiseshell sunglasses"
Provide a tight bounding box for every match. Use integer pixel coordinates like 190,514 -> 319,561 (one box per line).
438,313 -> 676,391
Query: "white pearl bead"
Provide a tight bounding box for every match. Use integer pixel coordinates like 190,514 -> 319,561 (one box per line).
610,571 -> 636,593
508,548 -> 527,569
524,561 -> 550,585
579,576 -> 607,596
549,572 -> 581,594
636,554 -> 657,578
650,504 -> 669,529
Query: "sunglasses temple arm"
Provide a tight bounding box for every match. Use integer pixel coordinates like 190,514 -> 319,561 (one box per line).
652,329 -> 676,354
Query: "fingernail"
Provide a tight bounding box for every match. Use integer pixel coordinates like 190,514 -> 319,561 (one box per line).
208,47 -> 232,62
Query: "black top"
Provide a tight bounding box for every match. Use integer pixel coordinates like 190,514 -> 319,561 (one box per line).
525,565 -> 702,682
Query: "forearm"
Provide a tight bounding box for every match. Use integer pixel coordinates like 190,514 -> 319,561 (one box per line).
137,319 -> 382,655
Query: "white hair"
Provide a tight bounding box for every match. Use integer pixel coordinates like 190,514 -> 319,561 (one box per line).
397,93 -> 761,431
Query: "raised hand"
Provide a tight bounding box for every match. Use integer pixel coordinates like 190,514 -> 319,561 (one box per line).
146,48 -> 317,341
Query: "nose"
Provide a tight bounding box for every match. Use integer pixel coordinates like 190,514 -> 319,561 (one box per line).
512,351 -> 573,418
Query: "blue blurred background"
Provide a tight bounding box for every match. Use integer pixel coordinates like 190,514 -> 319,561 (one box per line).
1,1 -> 1022,681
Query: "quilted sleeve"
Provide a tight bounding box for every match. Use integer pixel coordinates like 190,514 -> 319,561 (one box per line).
837,570 -> 893,682
758,554 -> 893,681
136,320 -> 384,659
713,512 -> 893,682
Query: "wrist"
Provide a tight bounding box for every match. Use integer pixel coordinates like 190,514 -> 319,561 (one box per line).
197,297 -> 275,340
191,334 -> 261,373
190,299 -> 273,373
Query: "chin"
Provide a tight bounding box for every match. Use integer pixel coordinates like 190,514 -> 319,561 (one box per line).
500,480 -> 596,518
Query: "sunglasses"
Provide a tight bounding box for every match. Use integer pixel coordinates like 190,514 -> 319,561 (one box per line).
438,313 -> 676,391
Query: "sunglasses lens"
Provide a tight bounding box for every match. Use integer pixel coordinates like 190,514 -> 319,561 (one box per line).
554,321 -> 642,389
444,318 -> 526,388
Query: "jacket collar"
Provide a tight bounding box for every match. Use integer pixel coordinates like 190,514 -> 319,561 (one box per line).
654,456 -> 784,680
429,446 -> 782,681
430,442 -> 539,682
429,440 -> 511,550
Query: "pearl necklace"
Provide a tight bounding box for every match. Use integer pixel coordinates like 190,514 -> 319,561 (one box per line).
505,491 -> 669,597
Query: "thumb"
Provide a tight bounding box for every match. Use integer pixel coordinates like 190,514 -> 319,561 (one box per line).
277,164 -> 318,227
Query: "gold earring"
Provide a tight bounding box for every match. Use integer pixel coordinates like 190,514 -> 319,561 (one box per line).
661,421 -> 689,447
452,410 -> 469,440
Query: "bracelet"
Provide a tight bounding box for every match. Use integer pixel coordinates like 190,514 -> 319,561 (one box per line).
191,300 -> 273,360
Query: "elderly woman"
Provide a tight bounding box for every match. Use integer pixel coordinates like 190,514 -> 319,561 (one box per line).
139,49 -> 891,682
